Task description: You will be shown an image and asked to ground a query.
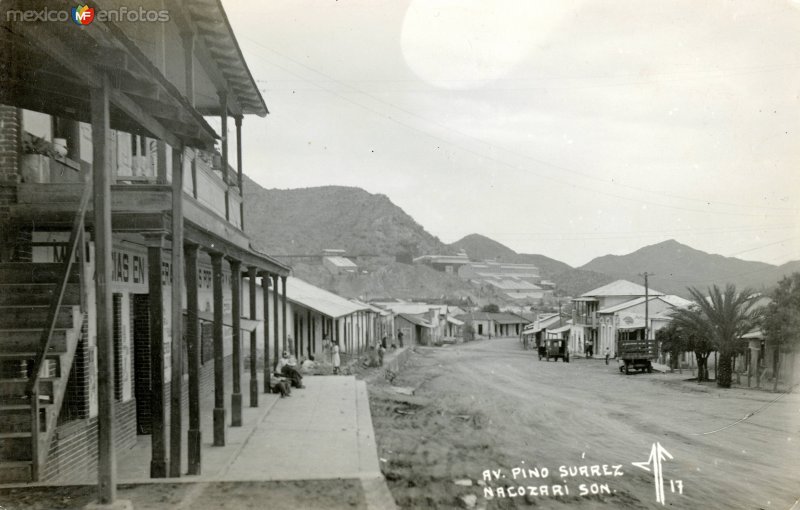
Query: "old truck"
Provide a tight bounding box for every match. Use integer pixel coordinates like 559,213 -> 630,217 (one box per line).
617,337 -> 655,374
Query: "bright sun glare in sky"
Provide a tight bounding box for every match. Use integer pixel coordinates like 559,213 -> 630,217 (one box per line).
401,0 -> 579,88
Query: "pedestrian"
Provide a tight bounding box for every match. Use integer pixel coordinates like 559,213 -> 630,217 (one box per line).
586,338 -> 594,358
397,328 -> 404,348
381,335 -> 388,349
332,340 -> 341,375
605,347 -> 610,365
377,340 -> 385,366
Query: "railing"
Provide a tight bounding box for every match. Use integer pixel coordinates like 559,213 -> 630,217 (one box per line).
112,144 -> 242,229
25,178 -> 90,481
575,314 -> 597,327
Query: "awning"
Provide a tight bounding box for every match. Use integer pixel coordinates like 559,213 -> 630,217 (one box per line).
742,330 -> 764,340
398,313 -> 433,328
447,316 -> 464,326
548,325 -> 571,334
189,310 -> 260,332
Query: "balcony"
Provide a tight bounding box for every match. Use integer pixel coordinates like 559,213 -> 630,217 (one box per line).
575,313 -> 598,328
12,136 -> 248,251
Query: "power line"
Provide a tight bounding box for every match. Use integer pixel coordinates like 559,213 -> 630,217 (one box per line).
242,37 -> 798,216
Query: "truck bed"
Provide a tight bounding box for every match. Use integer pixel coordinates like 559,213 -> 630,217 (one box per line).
618,339 -> 656,359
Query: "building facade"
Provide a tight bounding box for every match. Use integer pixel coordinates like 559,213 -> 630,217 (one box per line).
0,2 -> 292,496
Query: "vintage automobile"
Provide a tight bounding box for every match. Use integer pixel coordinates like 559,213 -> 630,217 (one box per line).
542,338 -> 569,362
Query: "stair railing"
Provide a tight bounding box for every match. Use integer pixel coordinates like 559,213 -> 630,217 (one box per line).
26,179 -> 91,481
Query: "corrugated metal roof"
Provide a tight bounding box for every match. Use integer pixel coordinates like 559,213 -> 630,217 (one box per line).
455,312 -> 531,324
598,295 -> 689,314
398,313 -> 433,328
379,302 -> 446,315
581,280 -> 665,298
274,277 -> 368,319
324,256 -> 357,268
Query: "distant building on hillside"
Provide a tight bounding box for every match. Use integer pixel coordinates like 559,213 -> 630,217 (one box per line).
413,251 -> 471,274
322,248 -> 358,274
458,260 -> 547,300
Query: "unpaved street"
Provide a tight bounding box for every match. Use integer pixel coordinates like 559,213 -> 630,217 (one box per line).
368,338 -> 800,509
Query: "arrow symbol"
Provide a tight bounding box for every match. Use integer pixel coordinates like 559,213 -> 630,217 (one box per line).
632,442 -> 674,505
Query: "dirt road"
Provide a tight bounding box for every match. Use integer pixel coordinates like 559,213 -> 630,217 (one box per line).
368,338 -> 800,509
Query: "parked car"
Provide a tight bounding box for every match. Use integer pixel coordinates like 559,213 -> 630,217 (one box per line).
542,338 -> 569,362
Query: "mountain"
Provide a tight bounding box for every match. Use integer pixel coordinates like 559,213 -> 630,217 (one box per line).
449,234 -> 572,276
243,176 -> 448,257
579,239 -> 796,297
448,233 -> 611,295
290,261 -> 490,301
449,234 -> 518,261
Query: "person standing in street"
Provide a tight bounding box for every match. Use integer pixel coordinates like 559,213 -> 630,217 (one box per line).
397,329 -> 404,348
605,347 -> 610,365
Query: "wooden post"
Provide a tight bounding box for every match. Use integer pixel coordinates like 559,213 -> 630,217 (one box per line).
281,276 -> 288,352
146,234 -> 167,478
169,144 -> 184,478
248,266 -> 258,407
307,309 -> 312,357
191,156 -> 198,199
235,115 -> 244,230
156,140 -> 167,184
229,259 -> 242,427
182,31 -> 195,107
219,91 -> 229,220
211,252 -> 225,446
91,74 -> 118,503
262,273 -> 272,393
185,243 -> 201,475
272,274 -> 280,369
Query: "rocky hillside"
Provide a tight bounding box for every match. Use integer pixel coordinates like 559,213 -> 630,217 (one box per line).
243,176 -> 449,258
449,234 -> 572,277
579,239 -> 795,297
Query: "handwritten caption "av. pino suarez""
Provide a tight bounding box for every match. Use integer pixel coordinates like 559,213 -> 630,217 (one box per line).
481,444 -> 685,505
481,461 -> 624,500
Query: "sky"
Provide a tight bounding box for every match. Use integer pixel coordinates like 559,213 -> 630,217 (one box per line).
221,0 -> 800,268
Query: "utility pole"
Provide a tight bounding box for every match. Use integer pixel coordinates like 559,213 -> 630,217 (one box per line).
639,272 -> 653,341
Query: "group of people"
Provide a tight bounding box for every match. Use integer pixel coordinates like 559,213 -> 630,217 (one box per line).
271,331 -> 405,396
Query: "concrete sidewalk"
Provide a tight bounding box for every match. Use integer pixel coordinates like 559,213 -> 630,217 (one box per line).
112,374 -> 395,509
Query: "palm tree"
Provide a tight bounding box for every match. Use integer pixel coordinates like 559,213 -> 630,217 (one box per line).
669,304 -> 715,381
679,284 -> 762,388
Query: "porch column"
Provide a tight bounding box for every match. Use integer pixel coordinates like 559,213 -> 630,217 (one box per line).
281,275 -> 288,351
262,273 -> 272,393
145,233 -> 167,478
181,31 -> 195,107
749,340 -> 760,389
307,309 -> 312,356
185,243 -> 201,475
229,259 -> 242,427
235,115 -> 244,229
210,251 -> 225,446
91,74 -> 118,502
248,266 -> 258,406
219,91 -> 229,220
169,144 -> 184,478
273,274 -> 280,363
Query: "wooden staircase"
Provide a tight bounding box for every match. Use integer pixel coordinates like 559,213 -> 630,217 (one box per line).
0,262 -> 84,482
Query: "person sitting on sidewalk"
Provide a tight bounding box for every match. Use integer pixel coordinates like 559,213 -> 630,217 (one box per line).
270,376 -> 291,397
276,351 -> 305,388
